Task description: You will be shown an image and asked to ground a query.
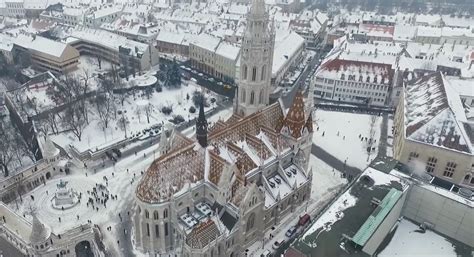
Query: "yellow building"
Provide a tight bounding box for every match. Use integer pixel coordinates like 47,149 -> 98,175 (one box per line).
393,72 -> 474,188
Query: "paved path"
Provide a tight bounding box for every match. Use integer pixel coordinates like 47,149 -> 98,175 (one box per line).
310,144 -> 362,182
377,114 -> 389,158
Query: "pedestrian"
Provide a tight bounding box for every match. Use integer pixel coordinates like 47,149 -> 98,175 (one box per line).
117,240 -> 120,245
58,217 -> 61,222
343,136 -> 345,140
322,131 -> 325,136
77,215 -> 79,220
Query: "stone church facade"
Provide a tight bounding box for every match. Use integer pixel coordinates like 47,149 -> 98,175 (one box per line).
133,0 -> 314,256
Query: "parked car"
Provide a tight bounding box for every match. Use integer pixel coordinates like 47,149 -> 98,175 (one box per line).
261,249 -> 271,257
285,226 -> 297,237
272,240 -> 285,250
298,214 -> 311,227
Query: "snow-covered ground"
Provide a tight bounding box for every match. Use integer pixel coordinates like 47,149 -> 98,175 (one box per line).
52,82 -> 218,152
313,109 -> 383,170
379,219 -> 458,257
9,106 -> 240,256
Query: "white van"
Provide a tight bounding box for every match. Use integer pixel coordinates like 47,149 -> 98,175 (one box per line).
261,249 -> 271,257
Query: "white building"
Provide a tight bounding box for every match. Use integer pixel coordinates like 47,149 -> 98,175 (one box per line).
65,28 -> 159,71
312,58 -> 394,106
84,5 -> 122,28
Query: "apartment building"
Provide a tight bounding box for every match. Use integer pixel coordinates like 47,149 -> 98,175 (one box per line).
313,59 -> 394,106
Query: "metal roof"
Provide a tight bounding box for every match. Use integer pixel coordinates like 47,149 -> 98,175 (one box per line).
352,188 -> 402,246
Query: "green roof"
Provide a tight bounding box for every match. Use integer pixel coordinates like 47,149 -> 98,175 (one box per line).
352,188 -> 402,246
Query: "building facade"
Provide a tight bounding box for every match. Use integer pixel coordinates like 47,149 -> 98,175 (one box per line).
312,59 -> 394,106
133,89 -> 313,256
393,72 -> 474,188
234,0 -> 275,116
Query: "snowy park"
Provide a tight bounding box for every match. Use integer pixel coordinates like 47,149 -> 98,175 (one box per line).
50,81 -> 218,153
313,109 -> 383,170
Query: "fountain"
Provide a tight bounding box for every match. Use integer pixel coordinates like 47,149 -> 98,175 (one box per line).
51,179 -> 79,210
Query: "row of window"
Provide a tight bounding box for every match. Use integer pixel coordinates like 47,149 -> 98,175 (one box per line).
336,80 -> 389,91
241,64 -> 266,82
144,209 -> 168,220
410,153 -> 471,182
340,73 -> 385,84
336,87 -> 387,97
145,222 -> 169,238
241,88 -> 264,105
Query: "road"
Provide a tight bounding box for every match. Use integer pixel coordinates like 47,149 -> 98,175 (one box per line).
0,236 -> 24,257
281,49 -> 324,107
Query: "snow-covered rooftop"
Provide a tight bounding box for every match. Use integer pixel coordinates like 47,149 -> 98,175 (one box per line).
404,72 -> 472,154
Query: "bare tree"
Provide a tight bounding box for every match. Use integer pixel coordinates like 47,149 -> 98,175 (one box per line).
0,120 -> 32,177
135,106 -> 142,123
145,103 -> 154,124
117,114 -> 129,138
62,103 -> 87,141
95,93 -> 115,129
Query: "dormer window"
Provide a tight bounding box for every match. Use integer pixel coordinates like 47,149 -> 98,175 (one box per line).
341,73 -> 345,80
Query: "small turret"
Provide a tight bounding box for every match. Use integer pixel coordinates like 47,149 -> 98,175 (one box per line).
30,212 -> 51,252
196,99 -> 208,148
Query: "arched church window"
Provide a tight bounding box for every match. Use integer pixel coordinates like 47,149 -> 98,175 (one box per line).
145,210 -> 149,219
252,66 -> 257,81
246,213 -> 255,232
242,88 -> 246,103
261,65 -> 266,81
259,90 -> 263,104
153,211 -> 159,220
242,65 -> 248,80
250,91 -> 255,105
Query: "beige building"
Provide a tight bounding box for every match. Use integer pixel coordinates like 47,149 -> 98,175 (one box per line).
189,33 -> 240,83
393,72 -> 474,188
12,34 -> 80,73
66,28 -> 159,71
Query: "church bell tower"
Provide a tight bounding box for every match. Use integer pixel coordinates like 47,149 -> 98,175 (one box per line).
234,0 -> 275,116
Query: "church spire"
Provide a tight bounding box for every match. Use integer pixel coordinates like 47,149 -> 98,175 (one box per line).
196,98 -> 208,148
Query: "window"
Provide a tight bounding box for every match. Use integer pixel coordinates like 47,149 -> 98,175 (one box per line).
259,90 -> 263,104
250,91 -> 255,105
153,211 -> 159,220
146,223 -> 150,237
443,162 -> 456,178
252,66 -> 257,81
164,222 -> 169,236
242,65 -> 247,80
408,152 -> 419,161
155,224 -> 160,238
145,210 -> 149,219
163,209 -> 168,218
261,65 -> 266,81
246,213 -> 255,232
426,157 -> 437,173
241,88 -> 246,103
